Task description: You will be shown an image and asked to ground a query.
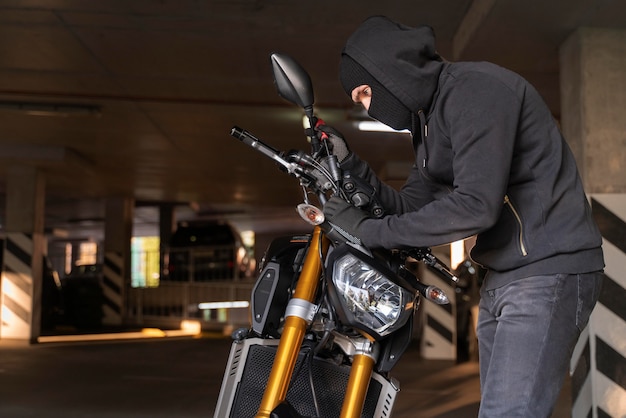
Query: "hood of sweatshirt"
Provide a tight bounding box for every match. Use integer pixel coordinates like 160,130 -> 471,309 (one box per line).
341,16 -> 444,117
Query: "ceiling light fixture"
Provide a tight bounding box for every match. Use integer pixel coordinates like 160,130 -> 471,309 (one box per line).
357,121 -> 410,134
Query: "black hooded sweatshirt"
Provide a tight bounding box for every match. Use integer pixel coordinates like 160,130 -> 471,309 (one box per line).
340,16 -> 604,289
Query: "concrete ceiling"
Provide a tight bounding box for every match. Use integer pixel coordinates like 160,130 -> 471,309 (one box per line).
0,0 -> 624,240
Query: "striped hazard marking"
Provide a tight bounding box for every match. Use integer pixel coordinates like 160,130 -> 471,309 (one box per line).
102,251 -> 124,325
1,233 -> 34,339
570,195 -> 626,417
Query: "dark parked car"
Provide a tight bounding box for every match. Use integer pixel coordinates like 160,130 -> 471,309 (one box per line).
20,256 -> 99,333
60,263 -> 104,330
41,257 -> 64,331
163,220 -> 253,281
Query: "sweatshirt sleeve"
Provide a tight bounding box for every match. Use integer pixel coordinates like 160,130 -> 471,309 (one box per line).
359,71 -> 522,249
341,152 -> 435,215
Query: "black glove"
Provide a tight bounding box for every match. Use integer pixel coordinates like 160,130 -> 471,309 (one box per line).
315,122 -> 351,162
322,196 -> 369,245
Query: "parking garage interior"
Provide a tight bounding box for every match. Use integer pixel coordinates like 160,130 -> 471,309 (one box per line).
0,1 -> 624,417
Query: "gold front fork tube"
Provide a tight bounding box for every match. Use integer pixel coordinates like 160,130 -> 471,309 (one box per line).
255,226 -> 329,418
340,354 -> 375,418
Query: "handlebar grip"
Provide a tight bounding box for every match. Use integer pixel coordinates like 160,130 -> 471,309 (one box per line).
230,126 -> 247,141
230,126 -> 291,168
230,126 -> 278,152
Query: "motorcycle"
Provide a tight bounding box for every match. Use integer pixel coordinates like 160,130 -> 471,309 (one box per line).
214,53 -> 457,418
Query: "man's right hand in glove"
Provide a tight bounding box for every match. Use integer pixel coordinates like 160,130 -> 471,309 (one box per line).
314,120 -> 352,163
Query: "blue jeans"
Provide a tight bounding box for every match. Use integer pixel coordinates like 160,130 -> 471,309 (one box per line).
477,272 -> 604,417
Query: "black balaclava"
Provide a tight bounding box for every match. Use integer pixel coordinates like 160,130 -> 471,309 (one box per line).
340,55 -> 413,131
339,16 -> 444,134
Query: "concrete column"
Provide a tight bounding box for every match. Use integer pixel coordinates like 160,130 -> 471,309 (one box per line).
102,197 -> 134,326
560,28 -> 626,418
560,28 -> 626,193
0,166 -> 45,343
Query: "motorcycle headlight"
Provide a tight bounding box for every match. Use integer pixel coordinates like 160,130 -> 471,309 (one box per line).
326,244 -> 417,340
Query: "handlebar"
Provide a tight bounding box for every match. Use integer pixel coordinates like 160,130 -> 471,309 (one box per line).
230,125 -> 333,199
231,125 -> 457,302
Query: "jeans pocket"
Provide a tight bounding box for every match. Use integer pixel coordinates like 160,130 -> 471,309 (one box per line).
576,272 -> 604,331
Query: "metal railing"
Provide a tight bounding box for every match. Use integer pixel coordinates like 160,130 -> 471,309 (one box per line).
162,245 -> 253,282
127,280 -> 255,331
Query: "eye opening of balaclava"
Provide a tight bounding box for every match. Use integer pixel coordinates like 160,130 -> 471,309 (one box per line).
339,54 -> 413,131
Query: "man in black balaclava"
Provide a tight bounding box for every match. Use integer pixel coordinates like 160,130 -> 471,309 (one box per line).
339,55 -> 414,131
319,15 -> 604,417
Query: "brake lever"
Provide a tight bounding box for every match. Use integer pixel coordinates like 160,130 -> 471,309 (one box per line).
407,248 -> 459,284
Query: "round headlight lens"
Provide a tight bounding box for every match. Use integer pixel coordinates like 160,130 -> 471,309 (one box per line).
332,253 -> 415,337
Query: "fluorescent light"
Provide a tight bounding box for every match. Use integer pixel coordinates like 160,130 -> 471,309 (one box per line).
357,121 -> 410,134
197,301 -> 250,310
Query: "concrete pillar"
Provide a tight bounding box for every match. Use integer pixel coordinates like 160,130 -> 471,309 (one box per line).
560,28 -> 626,417
0,166 -> 45,342
102,197 -> 134,326
560,28 -> 626,192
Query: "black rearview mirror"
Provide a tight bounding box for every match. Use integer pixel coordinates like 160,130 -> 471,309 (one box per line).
270,53 -> 314,117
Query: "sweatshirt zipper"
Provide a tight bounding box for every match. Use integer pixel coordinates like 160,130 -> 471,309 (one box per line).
504,195 -> 528,256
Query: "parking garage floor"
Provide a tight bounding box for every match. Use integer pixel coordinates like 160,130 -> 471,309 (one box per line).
0,333 -> 572,417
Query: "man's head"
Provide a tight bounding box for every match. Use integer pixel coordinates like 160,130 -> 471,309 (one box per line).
340,54 -> 414,131
339,16 -> 444,132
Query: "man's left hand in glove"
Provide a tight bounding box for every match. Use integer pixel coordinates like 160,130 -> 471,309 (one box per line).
322,196 -> 371,246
